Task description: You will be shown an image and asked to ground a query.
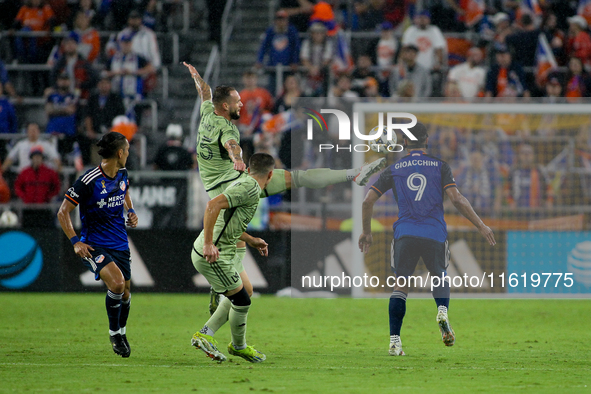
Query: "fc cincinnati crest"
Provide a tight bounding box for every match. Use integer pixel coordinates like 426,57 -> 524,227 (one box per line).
95,255 -> 105,264
120,181 -> 126,191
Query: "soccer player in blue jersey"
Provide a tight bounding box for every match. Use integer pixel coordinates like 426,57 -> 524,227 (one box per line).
57,132 -> 138,358
359,122 -> 496,356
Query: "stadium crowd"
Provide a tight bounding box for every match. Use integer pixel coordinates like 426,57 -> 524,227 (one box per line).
0,0 -> 590,223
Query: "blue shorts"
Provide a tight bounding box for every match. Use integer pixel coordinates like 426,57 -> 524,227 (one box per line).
82,247 -> 131,281
391,236 -> 449,277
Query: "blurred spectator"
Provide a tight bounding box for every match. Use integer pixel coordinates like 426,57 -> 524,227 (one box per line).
142,0 -> 162,32
363,76 -> 381,97
51,33 -> 97,100
73,10 -> 101,63
543,74 -> 565,102
108,10 -> 161,70
13,0 -> 56,64
396,79 -> 415,99
354,0 -> 385,31
84,76 -> 125,139
443,79 -> 462,99
278,0 -> 315,33
447,47 -> 486,98
45,73 -> 78,155
238,71 -> 274,137
506,13 -> 540,68
389,44 -> 432,98
300,22 -> 333,96
565,56 -> 591,98
566,15 -> 591,71
328,74 -> 359,99
401,10 -> 446,72
0,60 -> 19,100
14,147 -> 60,203
485,45 -> 529,97
14,147 -> 60,228
506,144 -> 553,208
351,55 -> 379,96
0,83 -> 18,134
153,124 -> 194,171
256,10 -> 301,94
106,34 -> 155,106
372,21 -> 397,84
2,122 -> 61,173
491,12 -> 513,46
455,150 -> 502,214
68,0 -> 96,28
542,12 -> 566,66
273,74 -> 302,113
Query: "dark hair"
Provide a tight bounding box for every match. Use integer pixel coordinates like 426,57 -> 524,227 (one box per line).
405,122 -> 429,148
97,132 -> 127,158
249,153 -> 275,175
212,85 -> 236,107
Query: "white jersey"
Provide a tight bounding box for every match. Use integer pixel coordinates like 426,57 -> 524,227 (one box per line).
106,26 -> 161,69
7,138 -> 60,173
401,25 -> 446,70
447,62 -> 486,98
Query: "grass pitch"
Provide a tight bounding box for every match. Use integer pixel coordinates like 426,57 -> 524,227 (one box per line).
0,294 -> 589,393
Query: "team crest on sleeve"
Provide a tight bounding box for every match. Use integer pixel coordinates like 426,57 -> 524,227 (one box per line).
120,181 -> 126,191
95,254 -> 105,264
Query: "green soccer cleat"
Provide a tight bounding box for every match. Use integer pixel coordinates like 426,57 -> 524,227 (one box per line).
389,335 -> 405,356
354,158 -> 387,186
209,287 -> 220,316
191,332 -> 227,362
437,306 -> 455,347
228,343 -> 266,363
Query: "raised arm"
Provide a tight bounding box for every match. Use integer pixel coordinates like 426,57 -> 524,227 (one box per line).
224,139 -> 246,171
183,62 -> 212,101
359,188 -> 380,253
446,187 -> 496,246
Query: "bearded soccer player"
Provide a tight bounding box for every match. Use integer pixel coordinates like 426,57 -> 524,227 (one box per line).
359,122 -> 496,356
58,132 -> 138,357
191,153 -> 274,363
183,62 -> 386,314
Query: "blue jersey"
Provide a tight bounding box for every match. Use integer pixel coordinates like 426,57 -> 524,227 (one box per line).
371,150 -> 456,243
65,166 -> 129,250
46,92 -> 77,136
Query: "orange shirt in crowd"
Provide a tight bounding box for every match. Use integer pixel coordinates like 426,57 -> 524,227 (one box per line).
79,29 -> 101,63
238,87 -> 274,127
568,31 -> 591,69
496,68 -> 508,96
16,4 -> 55,32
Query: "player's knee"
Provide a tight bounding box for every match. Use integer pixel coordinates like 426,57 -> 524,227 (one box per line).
227,286 -> 251,306
110,280 -> 125,294
123,289 -> 131,301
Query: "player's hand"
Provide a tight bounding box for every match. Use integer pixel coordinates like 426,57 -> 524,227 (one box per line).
478,225 -> 496,246
126,211 -> 138,228
234,160 -> 246,172
358,233 -> 373,254
247,237 -> 268,257
203,243 -> 219,263
182,62 -> 201,80
74,242 -> 94,259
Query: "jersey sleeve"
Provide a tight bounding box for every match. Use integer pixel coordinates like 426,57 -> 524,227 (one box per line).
220,124 -> 240,146
223,179 -> 259,208
441,162 -> 457,191
370,169 -> 393,197
64,177 -> 92,206
200,100 -> 214,117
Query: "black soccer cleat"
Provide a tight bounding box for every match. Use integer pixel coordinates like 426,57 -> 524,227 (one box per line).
121,334 -> 131,356
110,334 -> 130,357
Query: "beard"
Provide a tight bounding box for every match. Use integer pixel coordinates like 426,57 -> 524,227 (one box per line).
229,108 -> 240,120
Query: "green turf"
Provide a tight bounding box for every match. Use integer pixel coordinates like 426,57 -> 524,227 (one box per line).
0,294 -> 589,393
